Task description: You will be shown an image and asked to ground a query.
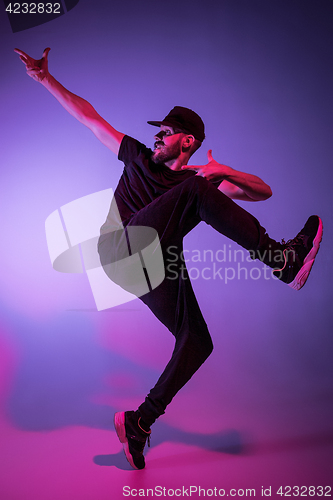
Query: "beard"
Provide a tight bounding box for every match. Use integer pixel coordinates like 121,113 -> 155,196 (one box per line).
151,140 -> 182,165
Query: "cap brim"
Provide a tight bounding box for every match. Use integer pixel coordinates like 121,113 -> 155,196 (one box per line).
147,120 -> 178,128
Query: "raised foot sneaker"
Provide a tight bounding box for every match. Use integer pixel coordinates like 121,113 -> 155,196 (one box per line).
273,215 -> 323,290
114,411 -> 151,470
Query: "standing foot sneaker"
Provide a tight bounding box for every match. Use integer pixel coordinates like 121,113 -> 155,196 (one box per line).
114,411 -> 151,470
273,215 -> 323,290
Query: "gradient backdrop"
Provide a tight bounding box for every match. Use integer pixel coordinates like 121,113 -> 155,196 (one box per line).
0,0 -> 332,498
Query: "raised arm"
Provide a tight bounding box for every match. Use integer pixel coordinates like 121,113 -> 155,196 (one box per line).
182,150 -> 272,202
14,48 -> 125,155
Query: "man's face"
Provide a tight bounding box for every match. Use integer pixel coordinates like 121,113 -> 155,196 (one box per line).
151,125 -> 183,165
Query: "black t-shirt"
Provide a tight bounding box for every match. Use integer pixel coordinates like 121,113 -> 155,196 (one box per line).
100,135 -> 219,235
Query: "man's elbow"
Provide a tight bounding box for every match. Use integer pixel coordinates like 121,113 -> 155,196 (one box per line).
252,185 -> 272,202
263,185 -> 273,200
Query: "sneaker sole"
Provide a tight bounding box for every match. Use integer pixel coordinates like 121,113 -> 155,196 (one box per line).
114,411 -> 139,470
288,216 -> 323,291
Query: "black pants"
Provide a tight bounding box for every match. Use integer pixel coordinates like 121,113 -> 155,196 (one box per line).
99,176 -> 280,426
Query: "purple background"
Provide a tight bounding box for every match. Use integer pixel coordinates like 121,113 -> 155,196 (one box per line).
0,0 -> 332,498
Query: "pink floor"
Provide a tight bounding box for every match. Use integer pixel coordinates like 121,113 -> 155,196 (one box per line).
0,298 -> 332,500
1,416 -> 332,499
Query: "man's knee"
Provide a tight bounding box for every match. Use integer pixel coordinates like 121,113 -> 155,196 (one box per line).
194,333 -> 213,364
180,329 -> 214,363
203,335 -> 214,359
181,175 -> 210,197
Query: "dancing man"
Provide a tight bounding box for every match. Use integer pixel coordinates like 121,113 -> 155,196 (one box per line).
15,47 -> 323,470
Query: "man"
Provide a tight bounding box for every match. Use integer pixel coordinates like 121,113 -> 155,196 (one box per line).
15,48 -> 323,470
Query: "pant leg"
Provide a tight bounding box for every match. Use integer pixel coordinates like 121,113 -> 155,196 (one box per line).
123,176 -> 281,267
99,176 -> 281,425
137,247 -> 214,426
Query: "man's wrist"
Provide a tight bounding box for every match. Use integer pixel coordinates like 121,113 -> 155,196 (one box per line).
218,163 -> 233,180
40,73 -> 52,87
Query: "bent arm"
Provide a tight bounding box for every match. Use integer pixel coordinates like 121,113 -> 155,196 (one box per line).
218,169 -> 272,201
15,48 -> 124,155
182,150 -> 272,202
41,74 -> 124,154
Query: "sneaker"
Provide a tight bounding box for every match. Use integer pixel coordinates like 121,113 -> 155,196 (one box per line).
273,215 -> 323,290
114,411 -> 151,470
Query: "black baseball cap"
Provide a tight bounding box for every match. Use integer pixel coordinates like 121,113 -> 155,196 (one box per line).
147,106 -> 205,142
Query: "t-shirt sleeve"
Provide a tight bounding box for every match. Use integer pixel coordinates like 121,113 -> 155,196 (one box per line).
212,179 -> 223,188
118,135 -> 151,165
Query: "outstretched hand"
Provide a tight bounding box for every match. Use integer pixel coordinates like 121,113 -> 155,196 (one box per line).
14,47 -> 51,83
181,150 -> 231,182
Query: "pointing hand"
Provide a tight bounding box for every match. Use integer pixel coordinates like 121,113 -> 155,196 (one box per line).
14,47 -> 51,83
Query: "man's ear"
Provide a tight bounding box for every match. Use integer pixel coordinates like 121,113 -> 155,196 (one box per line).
182,134 -> 195,150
